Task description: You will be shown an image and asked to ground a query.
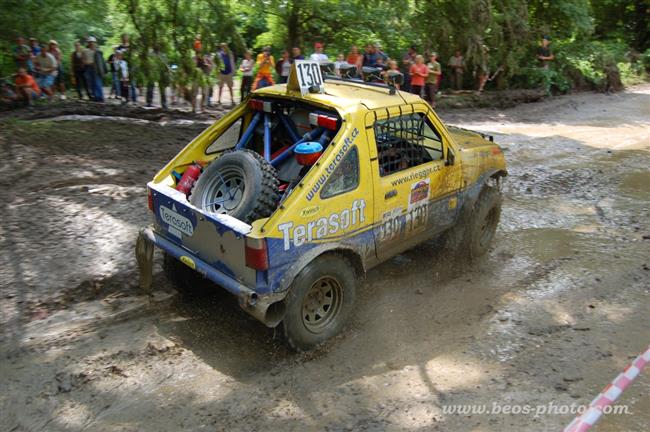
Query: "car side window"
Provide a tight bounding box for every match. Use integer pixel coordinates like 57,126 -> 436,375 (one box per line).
321,146 -> 360,199
374,113 -> 435,176
422,117 -> 444,160
206,117 -> 242,154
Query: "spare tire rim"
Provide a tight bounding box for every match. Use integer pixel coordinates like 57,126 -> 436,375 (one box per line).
199,167 -> 245,214
302,276 -> 343,333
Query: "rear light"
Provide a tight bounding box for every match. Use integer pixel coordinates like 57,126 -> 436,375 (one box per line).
245,237 -> 268,270
147,188 -> 153,212
309,113 -> 339,130
249,99 -> 273,112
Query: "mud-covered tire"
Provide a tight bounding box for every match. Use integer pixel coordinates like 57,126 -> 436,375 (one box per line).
190,149 -> 280,224
282,255 -> 357,351
442,185 -> 502,259
163,252 -> 205,296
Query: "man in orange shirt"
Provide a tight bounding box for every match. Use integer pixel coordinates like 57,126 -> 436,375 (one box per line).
253,46 -> 275,90
14,67 -> 41,105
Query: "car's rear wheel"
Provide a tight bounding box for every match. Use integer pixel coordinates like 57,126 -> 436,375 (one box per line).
163,252 -> 206,296
282,255 -> 357,351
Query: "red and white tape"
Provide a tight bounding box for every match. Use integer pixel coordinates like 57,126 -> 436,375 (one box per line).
564,345 -> 650,432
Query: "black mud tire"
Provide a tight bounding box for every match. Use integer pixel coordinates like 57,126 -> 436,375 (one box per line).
442,185 -> 502,259
282,255 -> 357,351
190,149 -> 280,224
163,252 -> 206,297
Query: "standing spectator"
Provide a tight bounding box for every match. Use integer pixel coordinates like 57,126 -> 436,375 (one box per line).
448,50 -> 465,91
276,50 -> 292,84
14,68 -> 41,106
334,54 -> 346,77
113,51 -> 130,103
291,47 -> 304,61
14,37 -> 32,73
409,55 -> 428,96
108,47 -> 121,99
401,46 -> 417,92
374,43 -> 388,63
536,36 -> 554,69
48,40 -> 66,99
253,46 -> 275,90
425,52 -> 442,107
346,45 -> 361,69
33,45 -> 58,99
362,43 -> 380,67
146,46 -> 170,109
310,43 -> 329,63
192,51 -> 213,112
71,41 -> 90,99
117,34 -> 137,102
82,37 -> 107,102
217,43 -> 235,106
29,38 -> 42,57
239,50 -> 254,100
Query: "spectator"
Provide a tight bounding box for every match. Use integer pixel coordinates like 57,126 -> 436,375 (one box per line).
362,43 -> 384,68
82,36 -> 108,102
14,37 -> 32,73
29,38 -> 41,57
310,42 -> 329,63
14,68 -> 41,106
409,54 -> 428,96
217,43 -> 235,106
194,52 -> 213,111
347,45 -> 361,69
448,50 -> 465,90
253,46 -> 275,90
117,34 -> 137,102
292,47 -> 304,61
48,40 -> 66,99
108,47 -> 122,99
401,46 -> 417,92
425,52 -> 442,107
276,50 -> 292,84
33,45 -> 58,99
113,51 -> 130,103
374,43 -> 388,63
334,54 -> 346,77
536,36 -> 554,69
382,60 -> 402,89
239,50 -> 254,100
146,46 -> 169,109
71,41 -> 90,99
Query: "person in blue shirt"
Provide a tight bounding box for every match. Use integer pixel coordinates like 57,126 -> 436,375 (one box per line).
217,43 -> 235,106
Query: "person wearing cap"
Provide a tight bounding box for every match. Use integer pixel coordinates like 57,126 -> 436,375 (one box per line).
309,42 -> 329,63
536,36 -> 554,69
33,45 -> 58,99
253,46 -> 275,90
82,37 -> 108,102
48,40 -> 66,99
217,43 -> 235,106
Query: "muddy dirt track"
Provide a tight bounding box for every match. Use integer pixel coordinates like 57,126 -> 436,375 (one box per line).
1,87 -> 649,432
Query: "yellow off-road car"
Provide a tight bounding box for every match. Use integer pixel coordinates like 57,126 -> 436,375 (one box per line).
136,62 -> 507,350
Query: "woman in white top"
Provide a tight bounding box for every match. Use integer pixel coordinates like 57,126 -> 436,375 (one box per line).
275,50 -> 292,84
239,51 -> 254,100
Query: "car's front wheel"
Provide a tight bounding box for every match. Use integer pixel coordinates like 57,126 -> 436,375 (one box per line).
282,254 -> 357,351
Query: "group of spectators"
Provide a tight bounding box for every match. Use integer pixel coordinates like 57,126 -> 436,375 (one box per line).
2,34 -> 555,110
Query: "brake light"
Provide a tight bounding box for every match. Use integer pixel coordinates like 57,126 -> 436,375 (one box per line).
309,113 -> 338,130
245,237 -> 268,270
147,188 -> 153,212
249,99 -> 273,112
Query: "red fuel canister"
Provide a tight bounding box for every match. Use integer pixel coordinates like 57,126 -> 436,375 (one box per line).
176,162 -> 202,195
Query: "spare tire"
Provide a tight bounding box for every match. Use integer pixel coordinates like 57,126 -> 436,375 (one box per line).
190,150 -> 280,223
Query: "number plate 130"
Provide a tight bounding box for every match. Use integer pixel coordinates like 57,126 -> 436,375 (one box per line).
294,60 -> 324,95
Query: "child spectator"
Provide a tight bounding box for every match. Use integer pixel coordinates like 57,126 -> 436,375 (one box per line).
14,68 -> 41,106
239,51 -> 254,100
334,54 -> 346,77
409,55 -> 428,96
33,46 -> 58,99
253,46 -> 275,90
425,53 -> 442,107
383,60 -> 402,89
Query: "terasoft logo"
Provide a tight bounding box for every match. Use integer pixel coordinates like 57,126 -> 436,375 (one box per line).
159,204 -> 194,237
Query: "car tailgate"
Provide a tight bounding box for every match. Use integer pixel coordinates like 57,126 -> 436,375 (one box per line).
148,181 -> 257,287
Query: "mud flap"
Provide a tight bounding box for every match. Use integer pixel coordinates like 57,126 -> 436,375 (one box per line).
135,229 -> 154,292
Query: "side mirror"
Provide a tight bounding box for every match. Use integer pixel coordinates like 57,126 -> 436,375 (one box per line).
446,148 -> 455,166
